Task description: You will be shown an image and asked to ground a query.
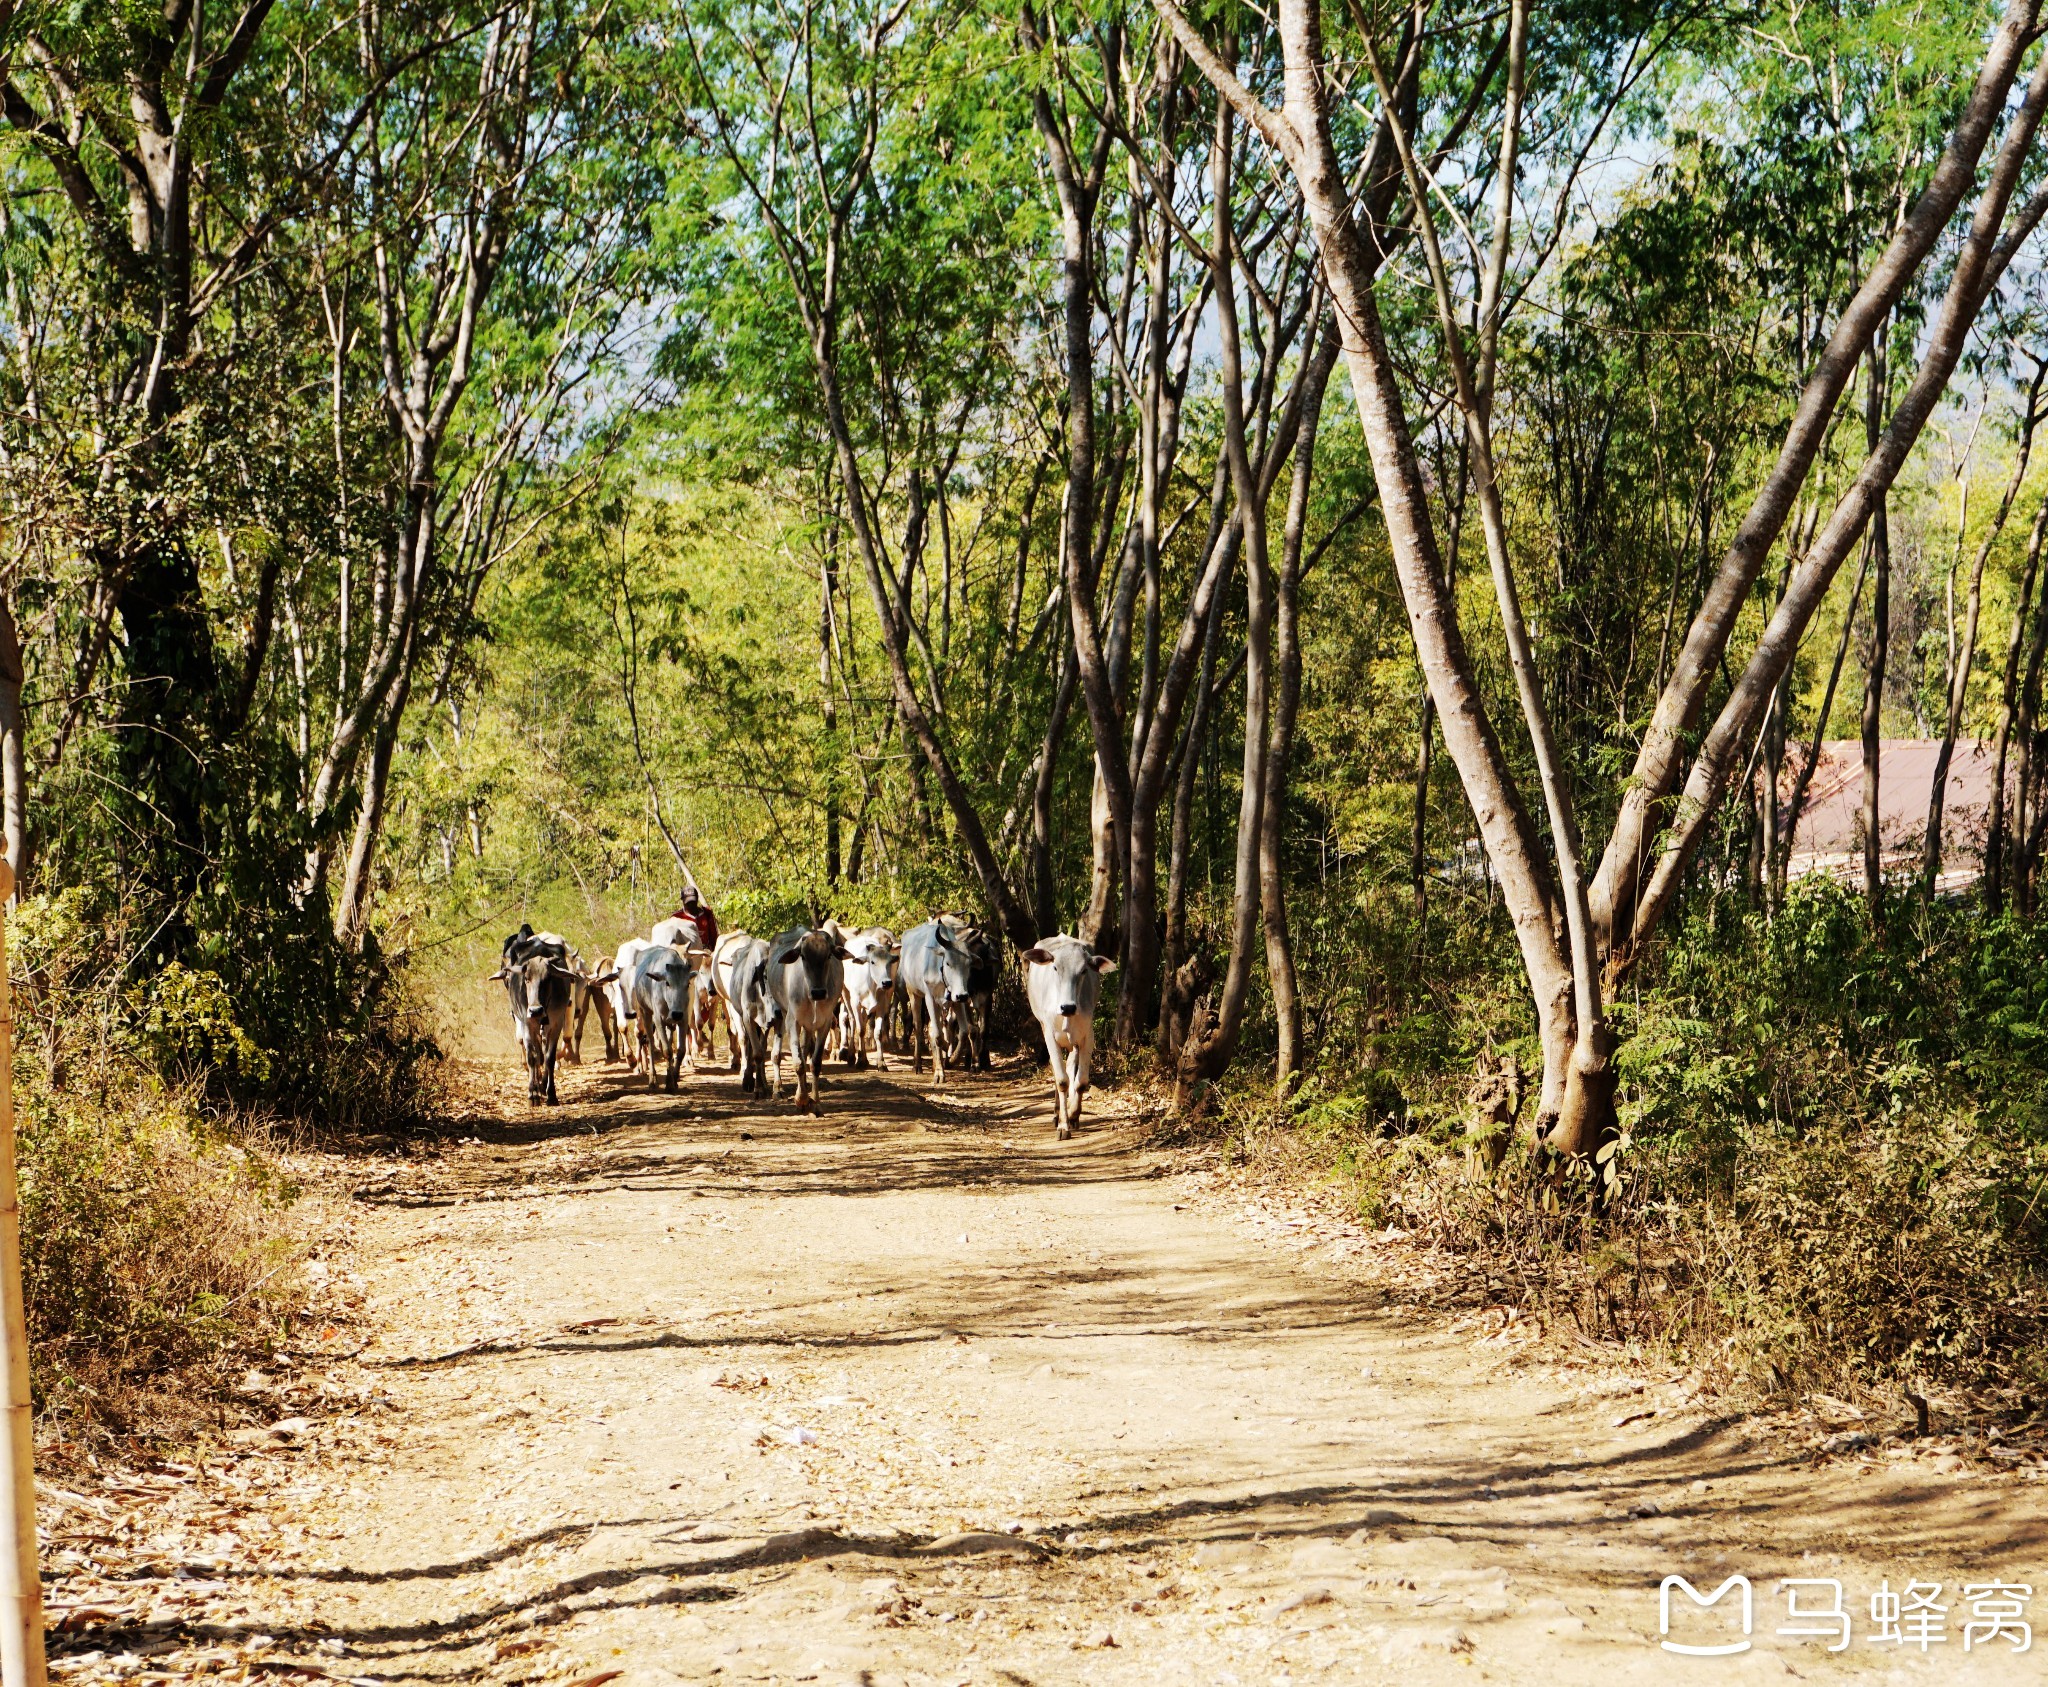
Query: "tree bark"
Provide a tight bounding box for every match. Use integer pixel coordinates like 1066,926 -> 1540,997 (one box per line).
1260,320 -> 1338,1092
1984,483 -> 2048,912
1179,82 -> 1275,1095
0,593 -> 24,899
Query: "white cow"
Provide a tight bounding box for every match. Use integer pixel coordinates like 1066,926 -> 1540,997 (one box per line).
765,927 -> 850,1112
837,926 -> 899,1070
718,934 -> 773,1094
609,938 -> 651,1072
1022,934 -> 1116,1139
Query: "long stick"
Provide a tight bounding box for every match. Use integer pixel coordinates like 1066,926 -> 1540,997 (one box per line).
0,859 -> 44,1686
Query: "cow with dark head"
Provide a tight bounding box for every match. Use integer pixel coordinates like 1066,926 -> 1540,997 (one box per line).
490,927 -> 591,1106
766,927 -> 850,1112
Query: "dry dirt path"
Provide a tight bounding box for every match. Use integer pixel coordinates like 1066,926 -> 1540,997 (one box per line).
177,1058 -> 2048,1686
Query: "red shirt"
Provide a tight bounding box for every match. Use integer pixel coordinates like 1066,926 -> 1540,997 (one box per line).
673,904 -> 719,950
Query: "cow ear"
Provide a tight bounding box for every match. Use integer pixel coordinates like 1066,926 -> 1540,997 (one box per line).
594,969 -> 619,986
782,950 -> 805,964
833,945 -> 853,959
1022,947 -> 1052,964
486,968 -> 508,981
1093,955 -> 1119,975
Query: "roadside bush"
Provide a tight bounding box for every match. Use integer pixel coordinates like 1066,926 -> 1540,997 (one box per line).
16,1063 -> 302,1439
1256,877 -> 2048,1412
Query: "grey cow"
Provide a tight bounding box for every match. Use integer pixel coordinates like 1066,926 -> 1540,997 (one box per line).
492,926 -> 591,1106
1022,933 -> 1116,1138
719,933 -> 774,1095
766,927 -> 850,1112
899,918 -> 976,1087
630,943 -> 698,1093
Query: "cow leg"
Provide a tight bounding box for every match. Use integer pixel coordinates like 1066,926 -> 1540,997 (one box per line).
1045,1033 -> 1071,1137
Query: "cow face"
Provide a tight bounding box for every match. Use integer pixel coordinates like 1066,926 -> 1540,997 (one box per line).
655,952 -> 691,1018
859,937 -> 900,998
1023,942 -> 1116,1017
931,926 -> 976,1004
784,930 -> 851,1002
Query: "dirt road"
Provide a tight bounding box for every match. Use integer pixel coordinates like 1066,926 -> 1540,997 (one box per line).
70,1058 -> 2048,1685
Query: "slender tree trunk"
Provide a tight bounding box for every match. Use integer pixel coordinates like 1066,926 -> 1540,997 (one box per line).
1985,484 -> 2048,911
823,527 -> 842,888
1410,691 -> 1434,923
1164,575 -> 1225,976
1926,366 -> 2043,891
335,620 -> 418,945
1260,322 -> 1337,1092
1780,535 -> 1873,867
1588,0 -> 2044,954
1034,653 -> 1081,939
1165,0 -> 1582,1142
0,594 -> 24,898
1179,84 -> 1274,1096
1861,337 -> 1891,920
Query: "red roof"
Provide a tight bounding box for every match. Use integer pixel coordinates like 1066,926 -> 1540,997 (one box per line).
1780,739 -> 2005,888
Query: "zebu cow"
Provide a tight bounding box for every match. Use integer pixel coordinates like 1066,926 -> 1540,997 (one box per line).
654,912 -> 721,1062
935,912 -> 1001,1071
562,948 -> 623,1064
491,927 -> 585,1105
837,927 -> 899,1070
721,934 -> 774,1096
630,943 -> 696,1093
609,938 -> 650,1072
766,927 -> 850,1112
900,918 -> 976,1087
1022,934 -> 1116,1138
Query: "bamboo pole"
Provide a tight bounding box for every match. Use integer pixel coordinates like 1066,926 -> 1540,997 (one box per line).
0,860 -> 43,1686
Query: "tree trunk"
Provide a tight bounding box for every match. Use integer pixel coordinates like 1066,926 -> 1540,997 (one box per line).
1161,0 -> 1587,1141
1588,0 -> 2044,955
1861,337 -> 1891,921
0,594 -> 24,899
1034,653 -> 1080,939
1611,44 -> 2048,968
335,621 -> 418,945
1985,483 -> 2048,912
1179,84 -> 1274,1097
1260,322 -> 1337,1092
1410,691 -> 1434,924
822,538 -> 842,888
1926,364 -> 2043,892
1164,573 -> 1225,979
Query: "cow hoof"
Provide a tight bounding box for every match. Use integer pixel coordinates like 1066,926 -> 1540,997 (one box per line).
1056,1125 -> 1072,1140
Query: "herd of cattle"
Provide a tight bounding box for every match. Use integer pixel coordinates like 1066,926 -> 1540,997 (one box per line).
489,913 -> 1117,1137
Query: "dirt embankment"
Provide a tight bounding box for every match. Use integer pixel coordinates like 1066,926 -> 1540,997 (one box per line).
38,1054 -> 2048,1685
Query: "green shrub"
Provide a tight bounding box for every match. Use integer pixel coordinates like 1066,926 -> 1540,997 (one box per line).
16,1065 -> 302,1436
